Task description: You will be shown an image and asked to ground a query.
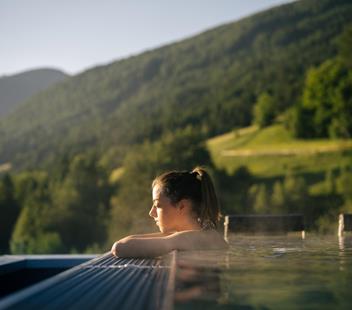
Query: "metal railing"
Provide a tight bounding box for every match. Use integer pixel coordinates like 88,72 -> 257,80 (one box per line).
0,252 -> 176,310
224,214 -> 305,239
338,213 -> 352,237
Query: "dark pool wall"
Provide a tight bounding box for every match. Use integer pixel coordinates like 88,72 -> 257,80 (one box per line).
0,268 -> 67,298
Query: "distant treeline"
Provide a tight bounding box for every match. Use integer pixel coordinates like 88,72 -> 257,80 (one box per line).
1,127 -> 352,254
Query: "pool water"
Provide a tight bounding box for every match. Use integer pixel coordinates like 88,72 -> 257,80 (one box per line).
175,235 -> 352,309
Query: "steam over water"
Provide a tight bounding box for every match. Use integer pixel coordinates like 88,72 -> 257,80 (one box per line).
175,235 -> 352,309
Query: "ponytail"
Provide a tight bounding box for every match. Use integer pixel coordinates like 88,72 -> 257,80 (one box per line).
191,167 -> 220,229
153,166 -> 221,230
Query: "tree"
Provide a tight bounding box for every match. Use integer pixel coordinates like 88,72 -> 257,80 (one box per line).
0,174 -> 20,253
297,59 -> 352,138
338,24 -> 352,69
9,171 -> 64,254
248,184 -> 259,213
253,93 -> 276,128
13,171 -> 48,205
283,171 -> 308,212
51,153 -> 111,251
324,169 -> 336,194
253,184 -> 269,214
271,181 -> 286,212
288,24 -> 352,139
286,104 -> 316,138
10,202 -> 64,254
337,166 -> 352,211
212,166 -> 253,215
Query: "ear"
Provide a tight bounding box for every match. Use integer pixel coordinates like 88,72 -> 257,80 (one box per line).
177,199 -> 192,213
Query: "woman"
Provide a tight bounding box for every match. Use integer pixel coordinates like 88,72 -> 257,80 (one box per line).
111,167 -> 228,258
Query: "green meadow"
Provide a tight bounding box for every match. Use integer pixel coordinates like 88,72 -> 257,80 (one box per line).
207,124 -> 352,179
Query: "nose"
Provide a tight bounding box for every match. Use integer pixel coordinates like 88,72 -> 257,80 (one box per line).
149,205 -> 157,218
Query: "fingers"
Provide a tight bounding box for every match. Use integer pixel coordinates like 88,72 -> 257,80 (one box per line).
111,242 -> 118,256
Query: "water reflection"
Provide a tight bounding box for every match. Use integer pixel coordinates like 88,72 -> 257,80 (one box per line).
175,263 -> 221,302
339,235 -> 345,271
338,234 -> 352,272
174,250 -> 229,309
175,235 -> 352,309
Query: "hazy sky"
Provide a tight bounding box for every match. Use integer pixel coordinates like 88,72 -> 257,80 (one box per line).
1,0 -> 292,76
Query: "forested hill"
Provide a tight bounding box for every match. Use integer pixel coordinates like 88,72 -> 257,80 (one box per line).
1,0 -> 352,170
0,68 -> 68,117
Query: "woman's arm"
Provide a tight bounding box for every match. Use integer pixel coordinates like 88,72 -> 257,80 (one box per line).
111,232 -> 175,257
111,230 -> 228,258
111,235 -> 173,258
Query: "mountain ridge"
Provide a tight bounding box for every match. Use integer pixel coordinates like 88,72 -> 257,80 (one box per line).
0,68 -> 69,117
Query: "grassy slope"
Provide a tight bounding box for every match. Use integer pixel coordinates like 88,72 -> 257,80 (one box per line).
207,124 -> 352,178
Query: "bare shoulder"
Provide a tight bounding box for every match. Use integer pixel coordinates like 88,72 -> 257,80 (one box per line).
168,229 -> 229,251
201,229 -> 229,249
128,232 -> 173,238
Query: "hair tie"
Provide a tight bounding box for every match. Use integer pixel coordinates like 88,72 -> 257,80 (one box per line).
190,170 -> 202,181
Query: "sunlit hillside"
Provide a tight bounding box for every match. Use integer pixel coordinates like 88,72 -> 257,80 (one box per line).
207,124 -> 352,177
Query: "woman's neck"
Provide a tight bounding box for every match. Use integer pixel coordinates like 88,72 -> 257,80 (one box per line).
177,218 -> 202,231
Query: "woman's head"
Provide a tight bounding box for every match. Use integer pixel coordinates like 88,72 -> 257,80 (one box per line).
149,167 -> 220,233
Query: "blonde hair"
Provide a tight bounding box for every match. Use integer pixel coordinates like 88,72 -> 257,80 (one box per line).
152,166 -> 221,229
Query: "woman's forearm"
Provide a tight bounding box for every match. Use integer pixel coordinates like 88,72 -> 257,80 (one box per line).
111,230 -> 228,258
111,236 -> 173,258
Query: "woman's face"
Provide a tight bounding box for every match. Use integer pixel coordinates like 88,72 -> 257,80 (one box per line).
149,184 -> 180,233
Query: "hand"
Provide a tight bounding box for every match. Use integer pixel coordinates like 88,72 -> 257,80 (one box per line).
111,241 -> 118,256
